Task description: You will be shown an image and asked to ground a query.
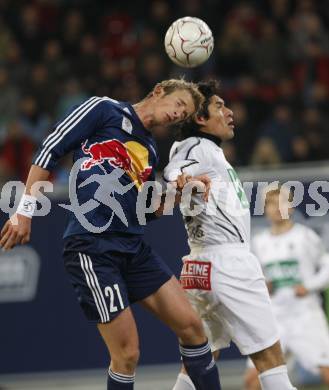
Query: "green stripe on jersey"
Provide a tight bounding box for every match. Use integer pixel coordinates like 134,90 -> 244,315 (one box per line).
264,259 -> 301,290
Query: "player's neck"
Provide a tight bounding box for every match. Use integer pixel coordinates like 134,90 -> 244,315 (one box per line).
270,220 -> 294,235
132,101 -> 155,131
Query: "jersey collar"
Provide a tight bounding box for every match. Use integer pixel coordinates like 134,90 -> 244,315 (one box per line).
126,103 -> 151,136
193,130 -> 222,147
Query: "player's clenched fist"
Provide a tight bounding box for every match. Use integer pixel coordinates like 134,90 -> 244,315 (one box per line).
176,173 -> 211,202
0,214 -> 31,251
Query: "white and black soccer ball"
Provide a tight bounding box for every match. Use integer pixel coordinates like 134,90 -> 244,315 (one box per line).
164,16 -> 214,68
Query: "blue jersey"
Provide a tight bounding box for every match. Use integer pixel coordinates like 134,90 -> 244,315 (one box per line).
33,96 -> 159,238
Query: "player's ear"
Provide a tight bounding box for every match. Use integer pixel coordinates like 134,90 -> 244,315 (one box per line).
153,85 -> 164,98
195,114 -> 206,126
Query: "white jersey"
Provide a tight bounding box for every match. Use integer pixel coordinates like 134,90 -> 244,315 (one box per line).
252,223 -> 329,318
165,135 -> 280,355
164,136 -> 250,249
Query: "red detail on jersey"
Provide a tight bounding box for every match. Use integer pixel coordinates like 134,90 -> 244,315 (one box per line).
81,139 -> 132,171
138,166 -> 153,182
180,260 -> 212,290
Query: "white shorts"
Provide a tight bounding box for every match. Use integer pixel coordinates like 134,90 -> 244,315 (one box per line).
180,244 -> 280,356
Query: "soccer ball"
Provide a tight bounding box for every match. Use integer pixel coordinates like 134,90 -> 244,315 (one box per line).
164,17 -> 214,68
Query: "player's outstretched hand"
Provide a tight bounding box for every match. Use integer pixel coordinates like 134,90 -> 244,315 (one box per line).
176,173 -> 211,202
0,214 -> 31,251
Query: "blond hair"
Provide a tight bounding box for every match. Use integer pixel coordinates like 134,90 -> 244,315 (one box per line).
265,185 -> 294,204
147,78 -> 204,113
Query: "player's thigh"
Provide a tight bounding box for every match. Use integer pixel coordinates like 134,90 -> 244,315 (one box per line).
212,251 -> 280,356
97,307 -> 139,359
140,276 -> 205,342
185,288 -> 232,353
63,248 -> 130,323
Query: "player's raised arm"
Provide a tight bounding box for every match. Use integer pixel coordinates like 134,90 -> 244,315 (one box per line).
152,172 -> 211,219
0,97 -> 109,250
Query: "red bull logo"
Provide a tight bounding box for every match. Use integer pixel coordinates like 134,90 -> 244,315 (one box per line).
81,139 -> 153,189
81,139 -> 132,171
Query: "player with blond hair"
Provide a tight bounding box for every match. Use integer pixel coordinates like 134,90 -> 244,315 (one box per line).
244,187 -> 329,389
0,79 -> 223,390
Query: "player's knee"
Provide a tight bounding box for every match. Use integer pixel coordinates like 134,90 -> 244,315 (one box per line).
177,313 -> 205,343
112,346 -> 140,371
121,347 -> 140,367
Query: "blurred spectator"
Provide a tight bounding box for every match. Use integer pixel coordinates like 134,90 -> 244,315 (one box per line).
24,64 -> 57,114
75,34 -> 100,91
298,107 -> 329,161
60,10 -> 85,59
289,13 -> 329,91
216,21 -> 253,77
96,60 -> 121,97
43,39 -> 70,82
56,78 -> 87,119
14,4 -> 44,61
251,20 -> 287,81
266,0 -> 293,32
0,67 -> 19,130
229,102 -> 256,165
0,17 -> 12,61
138,52 -> 167,92
0,120 -> 34,182
0,0 -> 328,184
308,82 -> 329,112
256,105 -> 296,162
251,138 -> 282,167
3,39 -> 27,85
234,77 -> 269,123
18,96 -> 50,144
276,78 -> 301,110
148,0 -> 172,36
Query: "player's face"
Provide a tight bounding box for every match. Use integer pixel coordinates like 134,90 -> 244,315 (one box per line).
265,194 -> 292,223
152,88 -> 195,126
199,95 -> 234,141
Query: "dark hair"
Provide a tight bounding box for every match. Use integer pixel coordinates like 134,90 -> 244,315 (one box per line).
177,79 -> 220,140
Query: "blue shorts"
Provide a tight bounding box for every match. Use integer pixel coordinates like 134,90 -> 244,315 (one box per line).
63,233 -> 173,323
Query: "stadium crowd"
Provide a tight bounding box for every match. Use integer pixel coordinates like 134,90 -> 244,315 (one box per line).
0,0 -> 329,184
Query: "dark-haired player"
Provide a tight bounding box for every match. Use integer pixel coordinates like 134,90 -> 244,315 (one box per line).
0,79 -> 222,390
164,80 -> 297,390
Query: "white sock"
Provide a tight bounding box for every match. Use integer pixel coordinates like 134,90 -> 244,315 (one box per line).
172,372 -> 195,390
258,365 -> 297,390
